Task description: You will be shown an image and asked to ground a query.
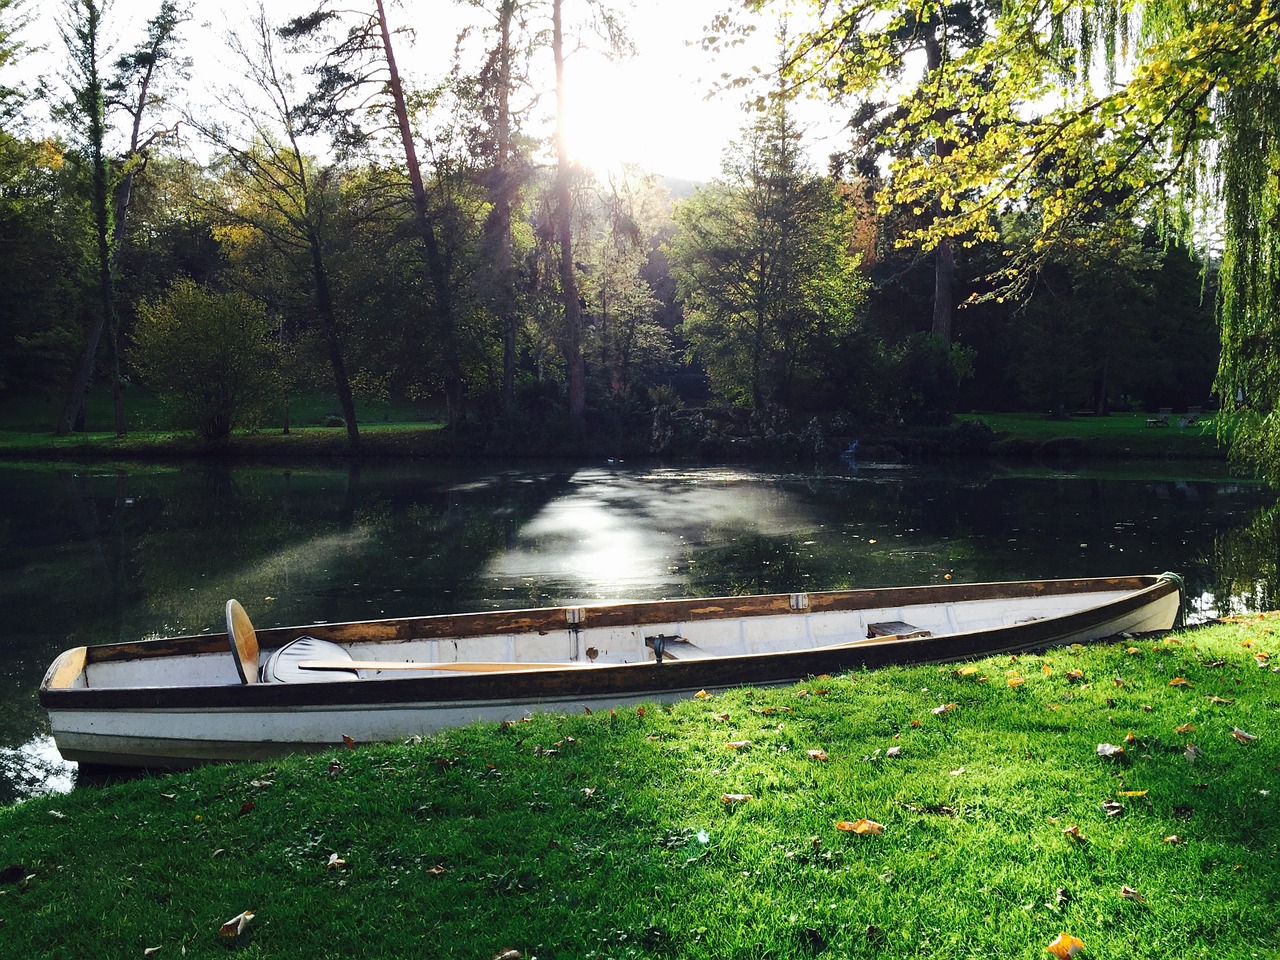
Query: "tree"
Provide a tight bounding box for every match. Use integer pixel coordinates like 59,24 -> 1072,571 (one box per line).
55,0 -> 188,436
131,279 -> 280,440
718,1 -> 999,348
669,95 -> 867,412
280,0 -> 472,428
199,6 -> 359,445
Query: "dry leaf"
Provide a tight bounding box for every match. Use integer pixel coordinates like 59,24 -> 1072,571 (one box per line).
721,793 -> 753,804
836,818 -> 884,834
237,802 -> 256,818
1062,824 -> 1085,843
581,786 -> 596,797
248,779 -> 273,788
1163,834 -> 1183,844
1101,801 -> 1124,817
1096,743 -> 1126,758
1232,727 -> 1258,743
326,853 -> 346,870
1043,664 -> 1053,676
1124,732 -> 1138,744
1126,647 -> 1142,655
885,746 -> 902,758
1113,677 -> 1126,687
1169,677 -> 1190,688
726,740 -> 752,750
144,948 -> 162,957
807,749 -> 829,761
1184,743 -> 1203,762
931,703 -> 957,715
342,734 -> 357,749
218,911 -> 254,938
493,951 -> 522,960
712,712 -> 731,722
1118,790 -> 1148,797
1120,885 -> 1145,903
328,761 -> 343,777
1007,675 -> 1025,688
427,865 -> 447,875
1046,932 -> 1086,958
1066,669 -> 1085,682
949,767 -> 966,776
1206,695 -> 1234,705
1174,723 -> 1196,734
955,666 -> 979,677
694,690 -> 713,700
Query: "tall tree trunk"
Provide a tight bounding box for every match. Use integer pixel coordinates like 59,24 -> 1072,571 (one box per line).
924,25 -> 954,348
553,0 -> 585,425
373,0 -> 465,427
496,0 -> 518,410
931,236 -> 954,344
309,230 -> 360,446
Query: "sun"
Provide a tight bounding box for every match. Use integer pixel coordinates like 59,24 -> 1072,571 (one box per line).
562,55 -> 655,177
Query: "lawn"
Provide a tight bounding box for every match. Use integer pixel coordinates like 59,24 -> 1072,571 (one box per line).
2,616 -> 1276,959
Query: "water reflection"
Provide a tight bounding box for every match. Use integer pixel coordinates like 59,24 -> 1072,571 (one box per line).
1,458 -> 1276,802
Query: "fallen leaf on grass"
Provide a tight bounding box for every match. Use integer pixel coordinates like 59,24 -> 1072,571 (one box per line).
1169,677 -> 1191,688
711,712 -> 730,722
1126,647 -> 1142,655
144,947 -> 162,957
1232,727 -> 1258,743
836,819 -> 884,834
1066,669 -> 1085,682
721,793 -> 753,804
326,853 -> 346,870
931,703 -> 957,716
1163,835 -> 1183,844
1062,825 -> 1086,843
219,911 -> 254,938
1096,743 -> 1126,759
954,666 -> 980,677
1118,790 -> 1148,797
342,734 -> 357,749
1007,675 -> 1025,688
1206,695 -> 1234,705
237,802 -> 256,818
427,865 -> 447,875
885,746 -> 902,758
1120,885 -> 1145,903
493,950 -> 522,960
1043,664 -> 1053,676
1174,723 -> 1196,734
806,749 -> 829,761
725,740 -> 752,750
694,690 -> 713,700
1184,744 -> 1203,762
581,786 -> 596,797
1046,932 -> 1086,958
1101,802 -> 1124,817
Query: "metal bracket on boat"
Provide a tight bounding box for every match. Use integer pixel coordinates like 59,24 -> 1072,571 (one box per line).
645,634 -> 685,664
789,593 -> 809,611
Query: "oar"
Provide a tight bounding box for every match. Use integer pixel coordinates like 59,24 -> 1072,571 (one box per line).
299,659 -> 603,674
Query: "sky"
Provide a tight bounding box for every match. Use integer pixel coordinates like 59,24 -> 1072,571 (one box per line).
17,0 -> 849,183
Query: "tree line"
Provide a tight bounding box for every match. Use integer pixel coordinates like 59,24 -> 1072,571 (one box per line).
0,0 -> 1223,457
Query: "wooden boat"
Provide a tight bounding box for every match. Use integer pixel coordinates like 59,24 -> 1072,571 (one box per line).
40,574 -> 1183,770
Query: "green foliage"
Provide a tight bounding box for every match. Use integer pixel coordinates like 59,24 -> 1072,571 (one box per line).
670,95 -> 868,413
130,279 -> 281,441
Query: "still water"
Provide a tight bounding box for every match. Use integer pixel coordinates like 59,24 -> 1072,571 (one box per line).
3,458 -> 1277,802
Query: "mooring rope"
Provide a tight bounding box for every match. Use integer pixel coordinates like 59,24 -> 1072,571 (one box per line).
1157,571 -> 1187,628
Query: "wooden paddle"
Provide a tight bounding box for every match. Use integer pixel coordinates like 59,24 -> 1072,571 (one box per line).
299,659 -> 603,674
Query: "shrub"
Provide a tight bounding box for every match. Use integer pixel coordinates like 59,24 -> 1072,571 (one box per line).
131,280 -> 281,441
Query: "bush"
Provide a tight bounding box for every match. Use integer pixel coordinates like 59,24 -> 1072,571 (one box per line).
131,280 -> 281,441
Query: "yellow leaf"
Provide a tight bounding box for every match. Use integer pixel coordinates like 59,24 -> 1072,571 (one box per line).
1043,664 -> 1053,676
1169,677 -> 1191,687
694,690 -> 713,700
1206,695 -> 1235,705
1118,790 -> 1148,797
1126,647 -> 1142,655
1174,723 -> 1196,734
725,740 -> 752,750
219,911 -> 254,938
955,665 -> 979,677
1046,932 -> 1086,958
1066,669 -> 1085,681
1008,675 -> 1025,687
836,818 -> 884,834
721,793 -> 753,804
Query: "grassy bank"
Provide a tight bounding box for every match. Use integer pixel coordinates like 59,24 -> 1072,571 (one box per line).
956,412 -> 1229,461
3,617 -> 1278,959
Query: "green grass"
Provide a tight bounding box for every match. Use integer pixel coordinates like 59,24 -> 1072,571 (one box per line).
3,618 -> 1278,958
960,412 -> 1229,459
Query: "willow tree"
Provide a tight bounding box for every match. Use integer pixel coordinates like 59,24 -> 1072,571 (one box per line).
748,0 -> 1280,480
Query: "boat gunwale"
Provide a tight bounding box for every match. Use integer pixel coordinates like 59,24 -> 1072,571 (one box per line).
40,576 -> 1177,712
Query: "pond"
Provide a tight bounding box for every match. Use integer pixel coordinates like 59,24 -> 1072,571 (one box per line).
3,457 -> 1277,803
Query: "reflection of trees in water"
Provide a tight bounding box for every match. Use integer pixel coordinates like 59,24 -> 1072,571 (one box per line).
1213,502 -> 1280,614
0,737 -> 75,805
